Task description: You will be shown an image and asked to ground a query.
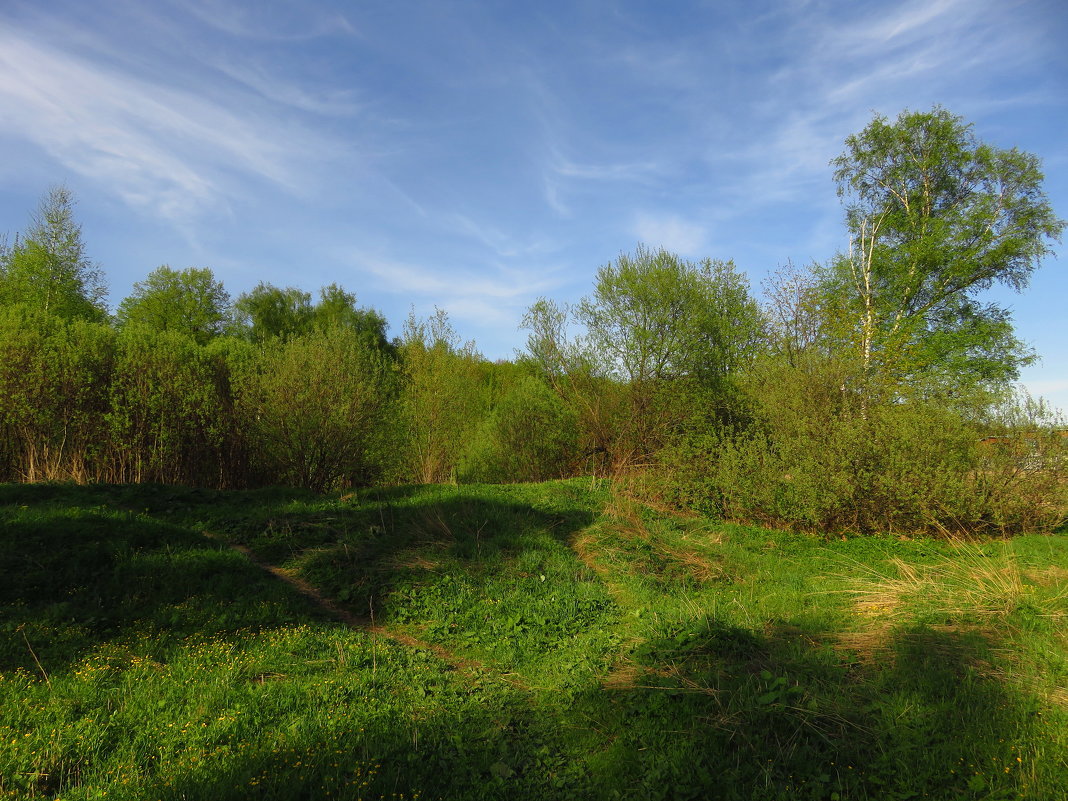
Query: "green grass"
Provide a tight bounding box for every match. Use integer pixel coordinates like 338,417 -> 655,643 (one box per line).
1,479 -> 1066,800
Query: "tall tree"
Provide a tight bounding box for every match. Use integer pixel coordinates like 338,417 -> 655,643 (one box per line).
0,186 -> 107,321
396,308 -> 489,484
232,283 -> 314,342
578,246 -> 764,386
828,106 -> 1063,392
312,283 -> 393,354
573,245 -> 764,466
240,324 -> 397,491
116,266 -> 231,344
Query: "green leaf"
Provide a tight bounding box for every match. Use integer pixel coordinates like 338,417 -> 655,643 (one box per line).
490,761 -> 515,779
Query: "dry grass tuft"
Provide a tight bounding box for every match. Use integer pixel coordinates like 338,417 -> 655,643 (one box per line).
667,548 -> 727,583
1023,565 -> 1068,587
601,661 -> 644,691
383,552 -> 440,571
832,623 -> 996,663
838,543 -> 1068,624
415,507 -> 455,541
602,493 -> 731,583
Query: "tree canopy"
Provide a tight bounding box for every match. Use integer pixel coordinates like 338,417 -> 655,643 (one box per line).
0,186 -> 107,321
826,106 -> 1064,392
116,265 -> 231,344
578,245 -> 764,386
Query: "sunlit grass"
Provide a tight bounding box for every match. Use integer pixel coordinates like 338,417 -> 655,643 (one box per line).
2,480 -> 1067,799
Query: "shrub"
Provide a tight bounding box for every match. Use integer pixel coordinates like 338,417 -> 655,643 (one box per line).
0,305 -> 114,482
391,309 -> 492,484
106,325 -> 235,485
458,375 -> 580,483
237,324 -> 398,492
662,356 -> 1067,536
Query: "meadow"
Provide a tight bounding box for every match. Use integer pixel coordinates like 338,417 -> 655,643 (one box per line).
2,479 -> 1067,800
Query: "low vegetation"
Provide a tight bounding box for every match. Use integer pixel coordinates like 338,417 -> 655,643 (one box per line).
3,480 -> 1067,800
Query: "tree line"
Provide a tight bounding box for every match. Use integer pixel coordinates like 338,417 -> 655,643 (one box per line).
1,107 -> 1064,535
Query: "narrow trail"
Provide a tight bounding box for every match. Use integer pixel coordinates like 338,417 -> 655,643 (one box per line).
202,532 -> 518,686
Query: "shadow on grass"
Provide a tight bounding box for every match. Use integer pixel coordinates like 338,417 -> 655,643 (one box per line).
562,618 -> 1035,800
0,510 -> 339,676
0,482 -> 1055,800
100,620 -> 1040,801
0,481 -> 596,673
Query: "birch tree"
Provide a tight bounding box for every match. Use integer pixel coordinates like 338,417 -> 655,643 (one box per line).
828,107 -> 1063,393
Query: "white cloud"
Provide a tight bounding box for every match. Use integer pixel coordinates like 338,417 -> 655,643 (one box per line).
352,253 -> 565,330
445,212 -> 557,261
359,256 -> 557,300
700,0 -> 1047,215
633,213 -> 708,256
209,58 -> 363,116
833,0 -> 963,49
0,26 -> 343,221
175,0 -> 356,42
549,150 -> 661,183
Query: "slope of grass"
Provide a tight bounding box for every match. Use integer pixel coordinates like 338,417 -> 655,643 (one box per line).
1,479 -> 1066,800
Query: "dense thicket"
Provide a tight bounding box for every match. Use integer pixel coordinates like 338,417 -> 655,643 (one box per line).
1,108 -> 1064,535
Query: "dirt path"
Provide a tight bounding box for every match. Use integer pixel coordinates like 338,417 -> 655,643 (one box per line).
203,532 -> 517,685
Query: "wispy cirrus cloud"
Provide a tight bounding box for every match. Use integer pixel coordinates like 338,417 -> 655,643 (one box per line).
700,0 -> 1056,221
632,213 -> 708,256
354,254 -> 564,327
444,212 -> 557,261
358,256 -> 559,300
0,24 -> 346,221
540,147 -> 666,218
174,0 -> 356,42
209,57 -> 364,116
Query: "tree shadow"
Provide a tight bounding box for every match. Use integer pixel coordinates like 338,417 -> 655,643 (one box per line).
0,483 -> 1056,799
67,617 -> 1041,801
0,505 -> 336,677
0,482 -> 595,677
559,617 -> 1039,800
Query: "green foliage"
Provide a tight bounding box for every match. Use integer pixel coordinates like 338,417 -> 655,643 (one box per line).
0,186 -> 107,321
578,245 -> 763,385
238,324 -> 398,491
116,266 -> 231,344
684,355 -> 1067,535
107,326 -> 237,485
312,283 -> 394,353
458,375 -> 580,483
521,298 -> 628,476
522,248 -> 764,474
827,106 -> 1064,392
231,282 -> 314,342
0,306 -> 114,482
393,308 -> 494,484
231,282 -> 391,350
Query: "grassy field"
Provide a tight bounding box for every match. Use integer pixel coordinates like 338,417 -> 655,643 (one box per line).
1,479 -> 1066,800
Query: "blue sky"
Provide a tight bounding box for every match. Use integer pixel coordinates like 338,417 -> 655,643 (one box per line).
1,0 -> 1066,408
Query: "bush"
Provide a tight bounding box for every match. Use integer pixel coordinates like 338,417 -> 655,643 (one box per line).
458,376 -> 579,483
386,309 -> 503,485
237,325 -> 398,492
0,305 -> 114,482
106,325 -> 236,485
662,356 -> 1067,536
